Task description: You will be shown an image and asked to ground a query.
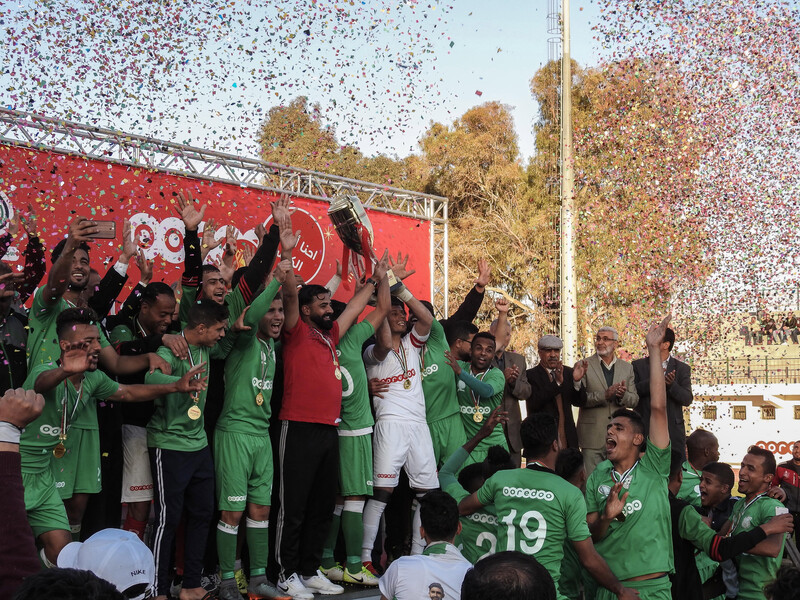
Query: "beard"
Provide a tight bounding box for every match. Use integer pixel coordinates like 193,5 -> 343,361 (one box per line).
310,313 -> 334,331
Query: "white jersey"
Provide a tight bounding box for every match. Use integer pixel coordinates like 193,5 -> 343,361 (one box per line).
378,542 -> 471,600
363,327 -> 429,423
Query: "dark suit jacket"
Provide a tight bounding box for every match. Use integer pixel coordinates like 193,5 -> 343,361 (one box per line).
632,356 -> 693,457
491,350 -> 531,453
526,364 -> 586,449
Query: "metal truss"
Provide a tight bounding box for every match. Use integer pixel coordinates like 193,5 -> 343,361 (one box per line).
0,108 -> 449,315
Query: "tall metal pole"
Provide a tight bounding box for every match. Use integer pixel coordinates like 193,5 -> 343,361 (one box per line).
559,0 -> 579,364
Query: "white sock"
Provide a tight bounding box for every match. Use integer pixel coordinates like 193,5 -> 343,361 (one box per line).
361,499 -> 388,562
411,498 -> 425,555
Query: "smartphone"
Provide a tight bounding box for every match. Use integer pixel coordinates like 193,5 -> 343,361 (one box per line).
88,220 -> 117,239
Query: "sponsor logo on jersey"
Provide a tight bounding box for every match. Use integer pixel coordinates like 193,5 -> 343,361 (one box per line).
129,484 -> 154,492
55,481 -> 66,488
422,364 -> 439,378
457,380 -> 467,392
378,369 -> 417,385
366,480 -> 373,487
227,495 -> 247,502
460,405 -> 491,415
502,486 -> 555,501
376,473 -> 395,479
467,512 -> 498,525
598,484 -> 612,497
252,378 -> 273,390
39,424 -> 62,436
621,499 -> 643,517
742,516 -> 753,528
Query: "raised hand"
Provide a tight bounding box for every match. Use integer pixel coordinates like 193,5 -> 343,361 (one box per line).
254,223 -> 267,246
19,204 -> 38,238
66,216 -> 98,250
241,243 -> 255,266
274,259 -> 292,284
233,306 -> 252,333
495,296 -> 510,313
175,190 -> 206,231
0,271 -> 22,299
475,258 -> 491,290
477,406 -> 509,439
134,249 -> 153,286
444,350 -> 462,375
121,219 -> 138,262
201,218 -> 222,260
389,252 -> 416,280
646,314 -> 671,349
61,341 -> 92,375
572,359 -> 588,381
373,249 -> 390,281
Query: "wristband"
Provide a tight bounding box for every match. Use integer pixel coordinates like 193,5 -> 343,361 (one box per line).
365,277 -> 378,289
393,283 -> 413,303
0,421 -> 22,444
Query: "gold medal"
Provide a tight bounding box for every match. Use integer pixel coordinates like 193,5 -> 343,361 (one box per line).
473,412 -> 484,423
334,367 -> 342,380
256,392 -> 264,406
187,405 -> 202,420
53,441 -> 66,459
403,379 -> 411,390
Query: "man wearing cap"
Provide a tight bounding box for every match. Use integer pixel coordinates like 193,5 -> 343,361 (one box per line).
57,528 -> 155,600
489,297 -> 531,467
525,334 -> 587,450
576,326 -> 638,475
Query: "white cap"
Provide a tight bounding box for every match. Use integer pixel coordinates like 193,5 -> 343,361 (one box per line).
57,528 -> 155,599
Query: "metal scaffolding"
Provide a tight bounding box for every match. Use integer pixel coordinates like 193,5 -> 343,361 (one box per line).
0,107 -> 449,315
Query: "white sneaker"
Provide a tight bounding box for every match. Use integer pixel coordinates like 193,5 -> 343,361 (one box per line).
277,573 -> 314,600
301,570 -> 345,595
319,562 -> 345,583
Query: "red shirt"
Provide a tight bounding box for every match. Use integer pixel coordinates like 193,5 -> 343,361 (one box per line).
279,318 -> 342,425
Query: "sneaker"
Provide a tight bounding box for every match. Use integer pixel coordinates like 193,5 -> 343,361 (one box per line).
169,576 -> 182,599
277,573 -> 314,600
343,565 -> 380,586
362,561 -> 381,577
301,570 -> 344,595
201,572 -> 221,595
319,563 -> 344,583
218,580 -> 243,600
235,569 -> 249,595
248,579 -> 292,600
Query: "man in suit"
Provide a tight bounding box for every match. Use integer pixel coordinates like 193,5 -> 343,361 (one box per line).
489,297 -> 531,467
576,326 -> 638,474
525,335 -> 587,451
632,327 -> 693,459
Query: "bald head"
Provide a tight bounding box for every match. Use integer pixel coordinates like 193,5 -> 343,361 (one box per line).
686,429 -> 720,468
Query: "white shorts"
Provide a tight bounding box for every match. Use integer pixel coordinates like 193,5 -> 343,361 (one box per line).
372,420 -> 438,490
121,425 -> 154,503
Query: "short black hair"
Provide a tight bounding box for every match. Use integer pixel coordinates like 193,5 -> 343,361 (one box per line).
51,238 -> 91,264
186,298 -> 229,329
764,566 -> 800,600
56,307 -> 100,340
702,462 -> 735,491
458,463 -> 486,494
484,445 -> 514,480
610,408 -> 645,450
390,296 -> 407,310
686,429 -> 717,463
669,449 -> 684,482
747,445 -> 777,477
445,320 -> 479,346
471,331 -> 496,348
664,327 -> 675,352
298,284 -> 330,308
330,299 -> 347,321
141,282 -> 175,306
520,413 -> 557,459
13,568 -> 125,600
201,264 -> 221,277
555,448 -> 584,482
419,490 -> 460,542
461,551 -> 556,600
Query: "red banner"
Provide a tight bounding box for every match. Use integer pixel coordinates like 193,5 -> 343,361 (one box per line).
0,144 -> 432,304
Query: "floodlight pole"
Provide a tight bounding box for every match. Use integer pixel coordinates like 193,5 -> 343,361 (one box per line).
559,0 -> 579,364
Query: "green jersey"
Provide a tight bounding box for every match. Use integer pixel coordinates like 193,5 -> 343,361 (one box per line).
677,460 -> 702,508
456,363 -> 506,447
146,344 -> 213,451
476,465 -> 591,599
729,493 -> 785,600
217,279 -> 281,435
586,439 -> 674,580
28,287 -> 112,430
21,363 -> 118,471
337,320 -> 375,432
421,319 -> 460,422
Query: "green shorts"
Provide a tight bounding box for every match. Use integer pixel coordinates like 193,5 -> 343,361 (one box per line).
428,413 -> 466,467
595,575 -> 671,600
214,430 -> 273,511
22,467 -> 70,538
50,427 -> 102,499
337,433 -> 373,497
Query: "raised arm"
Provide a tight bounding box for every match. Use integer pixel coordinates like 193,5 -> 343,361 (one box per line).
42,217 -> 97,306
236,224 -> 280,304
388,253 -> 433,338
109,363 -> 207,402
337,251 -> 390,336
446,258 -> 489,323
364,269 -> 391,330
646,315 -> 671,449
273,196 -> 300,331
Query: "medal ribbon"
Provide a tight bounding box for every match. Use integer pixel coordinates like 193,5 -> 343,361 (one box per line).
392,343 -> 409,382
310,328 -> 339,371
256,337 -> 272,390
59,380 -> 83,439
729,492 -> 768,534
470,368 -> 489,414
182,332 -> 205,402
611,460 -> 640,485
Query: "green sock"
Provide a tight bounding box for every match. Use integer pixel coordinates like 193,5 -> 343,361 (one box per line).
246,517 -> 269,577
320,509 -> 342,569
216,521 -> 238,580
342,507 -> 364,572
